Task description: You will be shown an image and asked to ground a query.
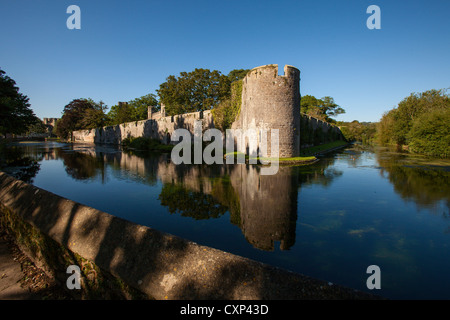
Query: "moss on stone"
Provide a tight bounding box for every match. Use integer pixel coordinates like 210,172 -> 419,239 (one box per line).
0,206 -> 150,300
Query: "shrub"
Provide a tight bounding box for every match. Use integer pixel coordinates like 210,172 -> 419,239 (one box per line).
407,108 -> 450,158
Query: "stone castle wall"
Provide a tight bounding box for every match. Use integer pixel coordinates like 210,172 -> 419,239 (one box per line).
72,64 -> 343,155
72,110 -> 214,145
232,64 -> 301,158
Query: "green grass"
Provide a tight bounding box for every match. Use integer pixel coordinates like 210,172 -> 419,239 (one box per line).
225,151 -> 317,164
121,137 -> 173,152
250,155 -> 317,163
300,140 -> 348,156
224,140 -> 348,164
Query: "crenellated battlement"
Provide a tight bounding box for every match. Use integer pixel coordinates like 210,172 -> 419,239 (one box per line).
244,64 -> 300,81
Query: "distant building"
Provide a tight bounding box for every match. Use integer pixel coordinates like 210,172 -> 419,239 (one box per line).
42,118 -> 59,135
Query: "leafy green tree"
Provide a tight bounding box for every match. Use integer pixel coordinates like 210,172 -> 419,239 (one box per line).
339,120 -> 376,144
128,93 -> 158,120
211,80 -> 243,131
157,68 -> 230,116
227,69 -> 250,83
321,96 -> 345,120
0,68 -> 38,135
79,100 -> 108,129
376,109 -> 397,145
376,88 -> 450,152
407,108 -> 450,158
300,95 -> 345,123
107,102 -> 132,125
26,118 -> 47,135
56,98 -> 107,139
107,94 -> 158,125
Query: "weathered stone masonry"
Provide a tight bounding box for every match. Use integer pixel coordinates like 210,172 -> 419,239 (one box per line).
232,64 -> 301,158
72,64 -> 343,156
72,109 -> 214,145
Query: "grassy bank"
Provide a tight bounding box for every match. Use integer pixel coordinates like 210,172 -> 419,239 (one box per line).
300,140 -> 349,156
223,140 -> 348,165
121,137 -> 173,152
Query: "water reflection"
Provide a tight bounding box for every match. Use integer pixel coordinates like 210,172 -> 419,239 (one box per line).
376,148 -> 450,212
0,143 -> 42,183
3,142 -> 449,251
1,142 -> 342,251
3,142 -> 450,298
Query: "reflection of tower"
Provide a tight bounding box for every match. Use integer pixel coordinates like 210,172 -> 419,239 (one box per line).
230,165 -> 298,251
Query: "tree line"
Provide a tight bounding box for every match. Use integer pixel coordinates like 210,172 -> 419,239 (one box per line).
336,89 -> 449,158
375,89 -> 449,158
2,66 -> 347,141
0,68 -> 44,136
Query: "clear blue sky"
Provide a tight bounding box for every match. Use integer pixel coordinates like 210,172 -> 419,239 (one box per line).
1,0 -> 449,122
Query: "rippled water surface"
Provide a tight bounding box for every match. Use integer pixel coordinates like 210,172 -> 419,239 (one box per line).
1,141 -> 449,299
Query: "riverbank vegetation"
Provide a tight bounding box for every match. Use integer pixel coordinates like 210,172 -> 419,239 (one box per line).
121,137 -> 173,152
376,89 -> 449,158
338,121 -> 377,145
106,94 -> 158,126
0,68 -> 43,136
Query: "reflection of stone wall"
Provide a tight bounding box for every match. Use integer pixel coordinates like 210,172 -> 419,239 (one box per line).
67,147 -> 299,251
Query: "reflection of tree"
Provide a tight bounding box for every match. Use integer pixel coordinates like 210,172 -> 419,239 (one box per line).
2,141 -> 346,251
377,152 -> 450,210
156,156 -> 342,251
57,150 -> 105,181
0,144 -> 41,183
296,156 -> 343,187
158,182 -> 227,219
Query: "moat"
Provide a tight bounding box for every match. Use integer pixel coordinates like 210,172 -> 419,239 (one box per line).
1,141 -> 449,299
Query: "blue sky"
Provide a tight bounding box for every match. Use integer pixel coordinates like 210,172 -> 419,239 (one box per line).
0,0 -> 449,122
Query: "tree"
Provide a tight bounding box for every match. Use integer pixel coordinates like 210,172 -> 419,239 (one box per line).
0,68 -> 38,135
107,102 -> 132,125
321,96 -> 345,120
157,68 -> 230,116
227,69 -> 250,83
26,118 -> 47,135
106,93 -> 158,126
79,100 -> 108,129
211,80 -> 243,131
339,120 -> 376,144
376,88 -> 450,150
56,98 -> 107,139
407,108 -> 450,158
300,95 -> 345,123
127,93 -> 158,120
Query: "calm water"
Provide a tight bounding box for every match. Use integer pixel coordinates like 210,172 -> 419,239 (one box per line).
1,141 -> 449,299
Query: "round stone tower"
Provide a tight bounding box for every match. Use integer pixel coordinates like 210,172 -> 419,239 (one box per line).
237,64 -> 301,158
